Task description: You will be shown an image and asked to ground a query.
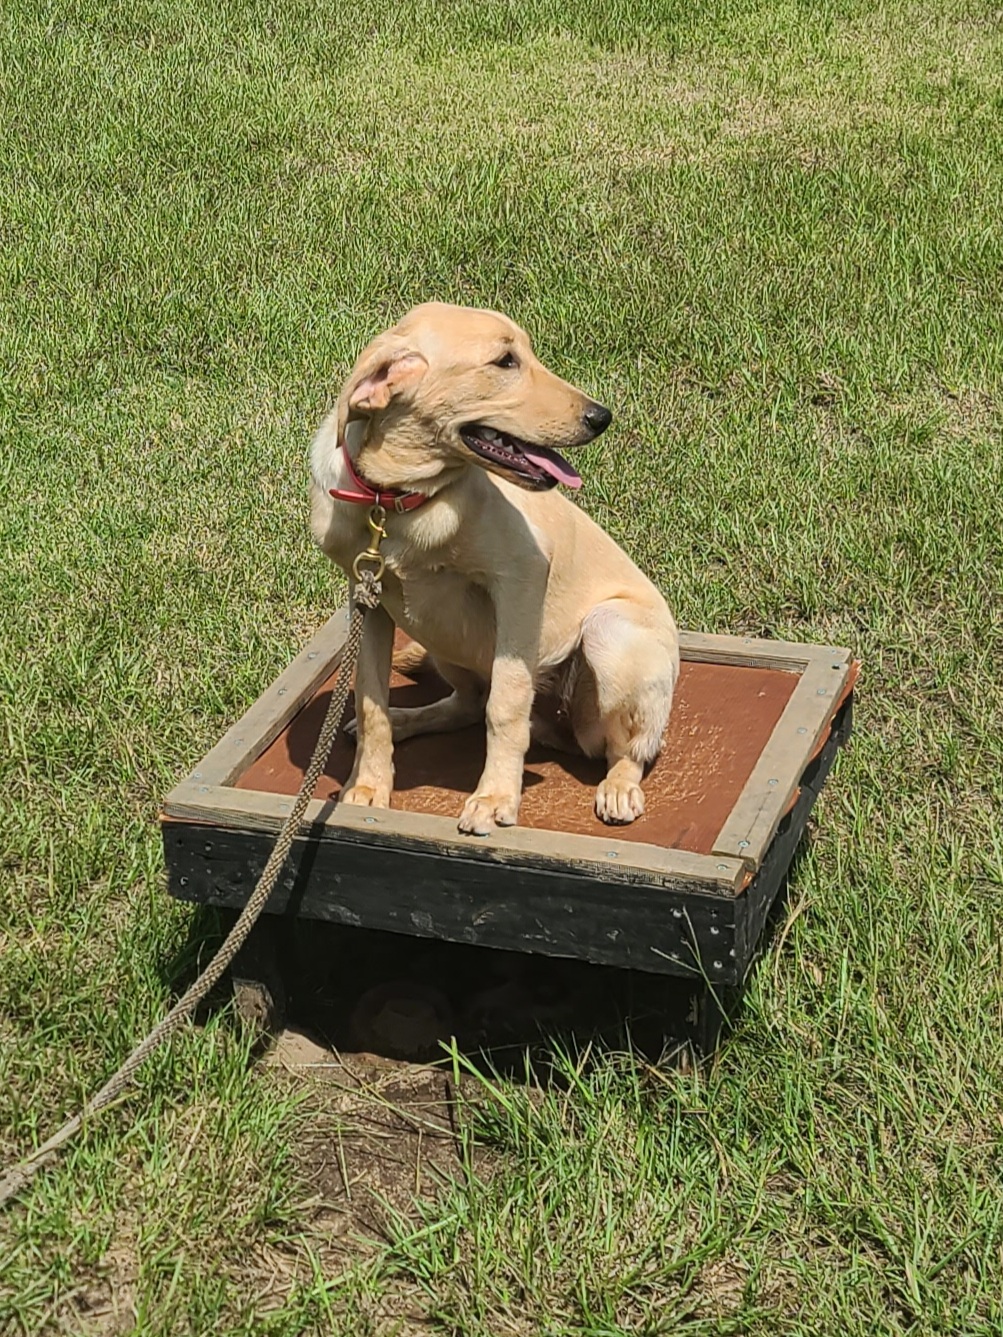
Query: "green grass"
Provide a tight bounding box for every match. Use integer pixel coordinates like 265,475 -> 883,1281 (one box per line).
2,0 -> 1003,1330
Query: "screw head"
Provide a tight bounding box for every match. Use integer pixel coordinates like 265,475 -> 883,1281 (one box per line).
738,839 -> 749,849
716,863 -> 728,871
606,851 -> 619,858
768,778 -> 778,787
817,688 -> 827,696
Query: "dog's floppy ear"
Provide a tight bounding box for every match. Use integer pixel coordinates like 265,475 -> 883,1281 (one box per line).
335,333 -> 428,443
344,334 -> 428,415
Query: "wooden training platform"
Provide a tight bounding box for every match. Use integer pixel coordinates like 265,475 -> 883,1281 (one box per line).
162,612 -> 856,1050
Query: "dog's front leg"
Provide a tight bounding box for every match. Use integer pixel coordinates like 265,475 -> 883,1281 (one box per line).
458,592 -> 542,836
341,597 -> 395,809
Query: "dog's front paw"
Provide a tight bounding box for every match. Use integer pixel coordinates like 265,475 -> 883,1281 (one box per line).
595,777 -> 645,825
341,782 -> 391,809
458,792 -> 519,836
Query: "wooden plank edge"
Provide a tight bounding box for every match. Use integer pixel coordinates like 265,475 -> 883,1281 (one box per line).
169,608 -> 350,794
711,657 -> 855,869
679,631 -> 853,673
160,780 -> 746,897
762,661 -> 860,833
164,821 -> 744,982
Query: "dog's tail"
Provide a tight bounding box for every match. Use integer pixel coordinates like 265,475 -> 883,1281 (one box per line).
393,639 -> 434,677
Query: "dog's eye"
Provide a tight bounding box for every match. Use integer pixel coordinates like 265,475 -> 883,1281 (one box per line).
492,352 -> 519,370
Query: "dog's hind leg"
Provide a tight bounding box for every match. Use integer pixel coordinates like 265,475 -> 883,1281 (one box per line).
346,661 -> 486,743
571,599 -> 679,825
388,667 -> 486,740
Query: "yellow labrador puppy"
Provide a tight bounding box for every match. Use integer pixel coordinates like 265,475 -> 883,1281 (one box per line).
310,302 -> 679,835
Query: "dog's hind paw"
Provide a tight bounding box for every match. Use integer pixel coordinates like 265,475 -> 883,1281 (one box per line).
595,778 -> 645,825
458,792 -> 519,836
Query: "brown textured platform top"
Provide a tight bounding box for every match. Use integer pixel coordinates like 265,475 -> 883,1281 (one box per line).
235,640 -> 801,857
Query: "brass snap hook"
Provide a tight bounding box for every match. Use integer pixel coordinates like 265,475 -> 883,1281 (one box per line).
352,504 -> 388,582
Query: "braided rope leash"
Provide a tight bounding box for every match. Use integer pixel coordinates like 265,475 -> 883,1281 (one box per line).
0,573 -> 380,1209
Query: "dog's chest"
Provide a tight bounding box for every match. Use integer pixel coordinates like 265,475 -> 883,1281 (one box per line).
382,556 -> 494,667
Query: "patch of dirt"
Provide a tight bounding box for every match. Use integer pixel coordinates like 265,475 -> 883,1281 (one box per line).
937,385 -> 999,440
249,926 -> 704,1259
268,1036 -> 472,1246
34,1246 -> 138,1336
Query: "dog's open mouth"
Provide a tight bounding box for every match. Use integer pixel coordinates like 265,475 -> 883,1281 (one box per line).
459,425 -> 582,491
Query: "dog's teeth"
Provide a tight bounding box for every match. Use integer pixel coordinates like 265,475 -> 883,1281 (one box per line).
480,428 -> 499,441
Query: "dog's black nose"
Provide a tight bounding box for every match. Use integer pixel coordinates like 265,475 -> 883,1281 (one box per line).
583,401 -> 613,435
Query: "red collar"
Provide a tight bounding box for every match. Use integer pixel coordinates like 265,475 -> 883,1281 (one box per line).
329,440 -> 428,513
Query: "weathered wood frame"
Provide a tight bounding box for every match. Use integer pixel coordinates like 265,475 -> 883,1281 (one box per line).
162,610 -> 853,880
161,612 -> 854,991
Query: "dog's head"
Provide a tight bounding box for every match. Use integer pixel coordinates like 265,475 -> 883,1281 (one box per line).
332,302 -> 612,492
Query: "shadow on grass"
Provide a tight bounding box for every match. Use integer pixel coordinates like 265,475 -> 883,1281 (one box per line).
162,836 -> 809,1080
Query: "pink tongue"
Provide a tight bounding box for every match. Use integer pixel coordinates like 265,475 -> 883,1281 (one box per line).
518,443 -> 582,490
